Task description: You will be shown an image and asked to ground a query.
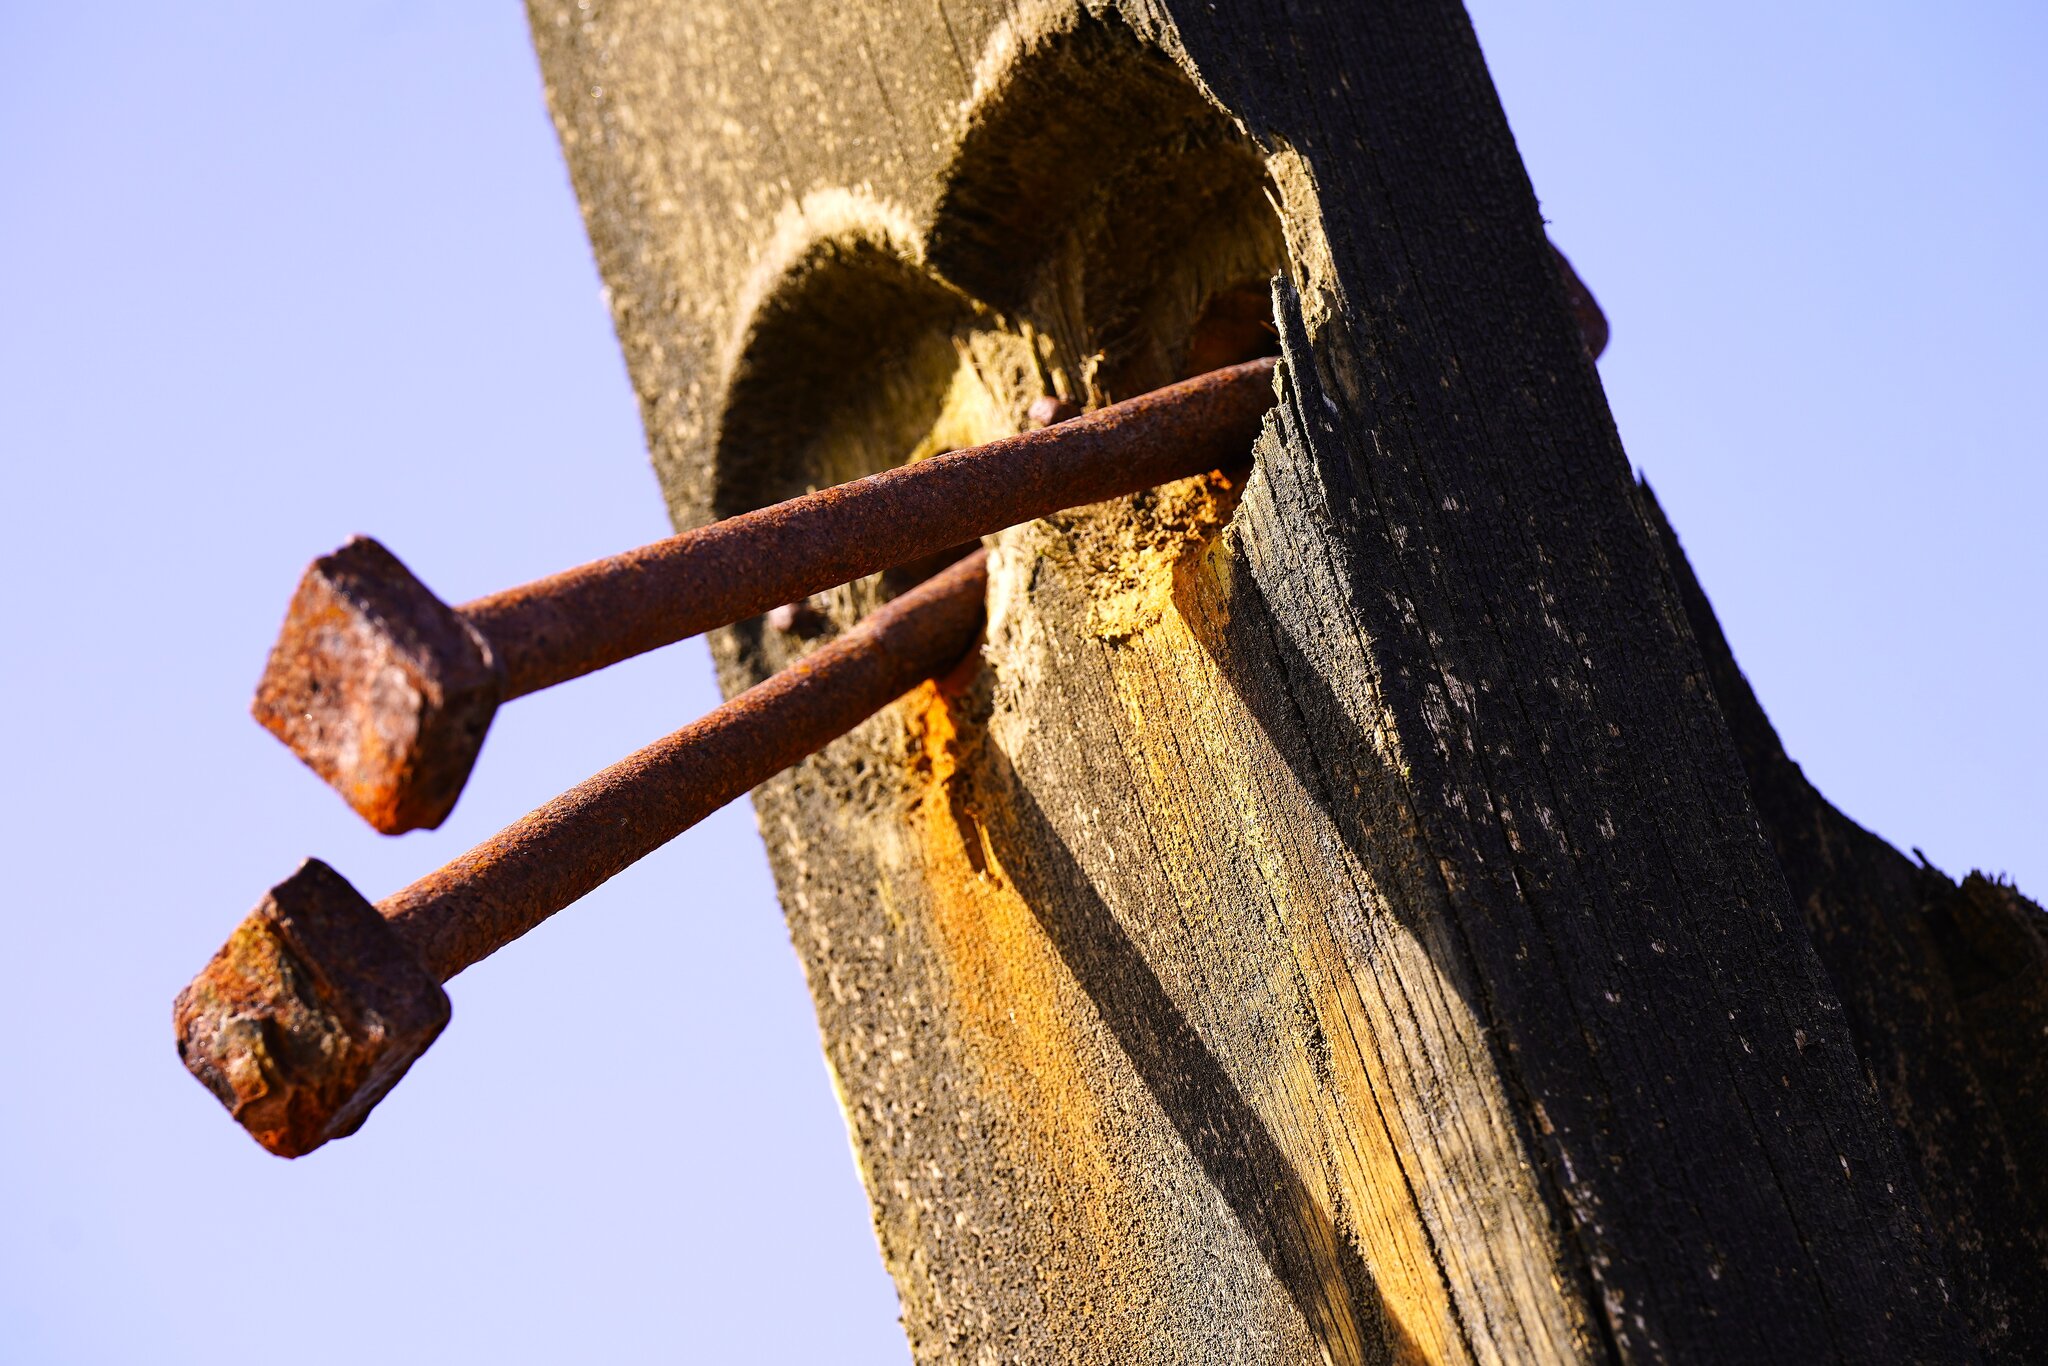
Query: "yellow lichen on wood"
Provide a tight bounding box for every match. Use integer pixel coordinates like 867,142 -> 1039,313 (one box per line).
897,683 -> 1132,1251
1172,514 -> 1592,1365
540,2 -> 2003,1359
1067,468 -> 1247,642
1096,528 -> 1475,1365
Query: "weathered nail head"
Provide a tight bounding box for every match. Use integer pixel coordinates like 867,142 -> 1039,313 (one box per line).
255,359 -> 1277,834
252,537 -> 501,835
187,552 -> 991,1156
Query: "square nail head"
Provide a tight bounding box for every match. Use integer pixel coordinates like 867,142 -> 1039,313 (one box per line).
252,537 -> 502,833
174,859 -> 451,1158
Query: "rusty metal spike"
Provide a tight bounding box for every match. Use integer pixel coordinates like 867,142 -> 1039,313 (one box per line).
256,358 -> 1279,833
184,551 -> 990,1157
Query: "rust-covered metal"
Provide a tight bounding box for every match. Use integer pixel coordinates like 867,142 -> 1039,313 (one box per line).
1026,394 -> 1082,428
381,549 -> 990,980
252,536 -> 502,835
255,357 -> 1274,834
462,357 -> 1272,697
172,858 -> 451,1159
1551,243 -> 1610,359
180,551 -> 990,1156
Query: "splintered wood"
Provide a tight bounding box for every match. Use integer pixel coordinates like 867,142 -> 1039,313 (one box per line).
532,1 -> 2041,1361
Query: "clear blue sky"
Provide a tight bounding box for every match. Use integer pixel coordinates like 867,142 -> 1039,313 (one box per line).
1,4 -> 2039,1362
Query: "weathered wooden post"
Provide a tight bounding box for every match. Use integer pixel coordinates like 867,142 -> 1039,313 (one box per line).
528,2 -> 2045,1360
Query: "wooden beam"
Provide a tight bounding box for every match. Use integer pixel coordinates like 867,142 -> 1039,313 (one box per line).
531,2 -> 2025,1359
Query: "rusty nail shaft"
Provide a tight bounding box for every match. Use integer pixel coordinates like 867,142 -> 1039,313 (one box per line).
181,551 -> 989,1157
391,548 -> 989,981
466,357 -> 1274,699
252,357 -> 1278,833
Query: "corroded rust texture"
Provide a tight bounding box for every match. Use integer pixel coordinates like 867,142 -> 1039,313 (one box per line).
1550,245 -> 1608,358
255,366 -> 1270,835
252,536 -> 502,834
461,359 -> 1274,699
383,549 -> 990,980
181,552 -> 989,1157
173,858 -> 450,1158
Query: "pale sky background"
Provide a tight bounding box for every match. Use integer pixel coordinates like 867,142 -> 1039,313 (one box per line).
1,4 -> 2040,1362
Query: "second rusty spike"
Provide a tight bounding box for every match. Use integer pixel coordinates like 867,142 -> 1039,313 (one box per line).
255,357 -> 1278,835
183,551 -> 989,1158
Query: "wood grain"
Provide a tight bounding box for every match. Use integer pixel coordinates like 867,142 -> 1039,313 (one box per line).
530,2 -> 2033,1360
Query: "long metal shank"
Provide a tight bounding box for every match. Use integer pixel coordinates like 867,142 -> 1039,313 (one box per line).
381,549 -> 990,981
460,357 -> 1276,700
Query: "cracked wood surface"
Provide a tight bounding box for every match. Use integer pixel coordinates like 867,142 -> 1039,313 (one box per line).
1642,483 -> 2048,1356
531,2 -> 2032,1360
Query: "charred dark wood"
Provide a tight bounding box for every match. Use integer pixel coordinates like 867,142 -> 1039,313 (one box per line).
532,0 -> 2033,1360
1643,482 -> 2048,1353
